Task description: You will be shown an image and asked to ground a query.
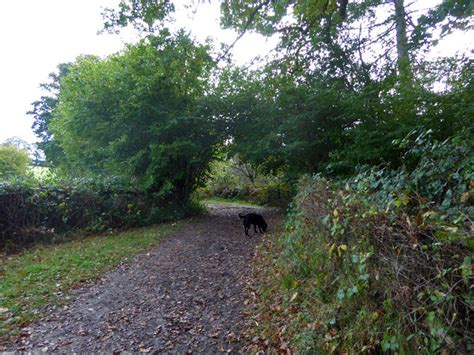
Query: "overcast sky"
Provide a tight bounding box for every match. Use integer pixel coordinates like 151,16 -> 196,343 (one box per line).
0,0 -> 472,145
0,0 -> 277,145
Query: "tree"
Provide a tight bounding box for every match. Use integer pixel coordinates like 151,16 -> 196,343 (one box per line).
28,62 -> 71,166
50,32 -> 223,200
214,65 -> 361,177
41,0 -> 470,182
0,143 -> 31,181
220,0 -> 472,83
2,136 -> 33,156
102,0 -> 174,34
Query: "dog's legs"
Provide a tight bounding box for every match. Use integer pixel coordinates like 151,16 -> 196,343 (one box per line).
254,224 -> 258,233
258,225 -> 263,233
244,226 -> 249,236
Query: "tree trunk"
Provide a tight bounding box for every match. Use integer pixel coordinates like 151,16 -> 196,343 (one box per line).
393,0 -> 413,89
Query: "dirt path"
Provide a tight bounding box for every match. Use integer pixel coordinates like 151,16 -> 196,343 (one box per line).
7,204 -> 280,353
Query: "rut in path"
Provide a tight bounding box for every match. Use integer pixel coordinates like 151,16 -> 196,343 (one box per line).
7,204 -> 280,353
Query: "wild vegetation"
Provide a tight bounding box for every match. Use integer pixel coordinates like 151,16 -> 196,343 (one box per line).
198,158 -> 290,207
3,32 -> 220,250
243,131 -> 472,352
1,0 -> 472,352
0,177 -> 199,251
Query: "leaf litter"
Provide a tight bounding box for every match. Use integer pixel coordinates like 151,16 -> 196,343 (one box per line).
4,204 -> 281,353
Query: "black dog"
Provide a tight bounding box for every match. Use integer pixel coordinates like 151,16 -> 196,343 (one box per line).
239,212 -> 268,236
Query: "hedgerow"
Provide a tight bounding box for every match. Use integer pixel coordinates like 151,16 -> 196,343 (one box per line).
0,177 -> 198,251
245,131 -> 473,353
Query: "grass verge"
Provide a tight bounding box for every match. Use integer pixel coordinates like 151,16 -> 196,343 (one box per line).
240,214 -> 289,353
0,221 -> 184,343
203,197 -> 261,207
241,229 -> 289,353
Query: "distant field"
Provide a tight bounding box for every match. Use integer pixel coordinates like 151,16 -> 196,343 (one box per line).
203,197 -> 261,207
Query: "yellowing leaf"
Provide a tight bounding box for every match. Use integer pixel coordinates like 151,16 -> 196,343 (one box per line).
328,243 -> 336,258
337,244 -> 347,257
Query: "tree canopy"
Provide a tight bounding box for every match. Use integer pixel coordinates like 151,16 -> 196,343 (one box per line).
0,143 -> 31,181
30,0 -> 473,192
47,32 -> 223,200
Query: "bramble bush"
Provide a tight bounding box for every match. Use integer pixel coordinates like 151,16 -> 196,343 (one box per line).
247,131 -> 473,353
0,177 -> 199,251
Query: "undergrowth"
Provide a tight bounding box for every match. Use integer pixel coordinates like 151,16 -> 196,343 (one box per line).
244,131 -> 473,353
198,158 -> 291,207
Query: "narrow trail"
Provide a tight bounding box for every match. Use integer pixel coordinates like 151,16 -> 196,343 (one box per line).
7,204 -> 281,353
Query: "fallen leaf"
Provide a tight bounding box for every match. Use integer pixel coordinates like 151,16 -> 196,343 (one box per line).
290,292 -> 298,302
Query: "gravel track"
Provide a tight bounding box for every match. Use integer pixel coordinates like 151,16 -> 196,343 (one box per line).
6,204 -> 280,353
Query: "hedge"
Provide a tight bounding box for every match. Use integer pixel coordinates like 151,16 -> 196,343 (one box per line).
0,179 -> 191,249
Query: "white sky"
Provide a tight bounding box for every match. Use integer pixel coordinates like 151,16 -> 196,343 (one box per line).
0,0 -> 277,145
0,0 -> 472,145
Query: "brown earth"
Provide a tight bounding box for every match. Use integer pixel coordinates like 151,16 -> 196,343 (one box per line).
5,204 -> 281,353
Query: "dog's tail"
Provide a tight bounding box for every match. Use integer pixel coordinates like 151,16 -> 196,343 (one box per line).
239,213 -> 245,219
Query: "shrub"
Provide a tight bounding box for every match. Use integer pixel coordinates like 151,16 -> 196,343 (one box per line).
352,129 -> 473,219
201,158 -> 291,207
0,178 -> 198,251
249,132 -> 473,352
0,145 -> 31,181
281,178 -> 470,351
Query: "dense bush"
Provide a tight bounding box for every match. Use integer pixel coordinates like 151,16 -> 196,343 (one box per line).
32,33 -> 222,202
349,129 -> 473,222
0,178 -> 198,250
199,158 -> 291,207
247,132 -> 473,352
0,144 -> 31,181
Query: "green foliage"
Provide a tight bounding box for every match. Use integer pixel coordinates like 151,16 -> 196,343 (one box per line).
95,1 -> 473,182
0,144 -> 31,181
413,0 -> 474,47
199,157 -> 291,207
102,0 -> 174,33
217,0 -> 473,178
49,32 -> 221,200
250,131 -> 473,352
0,178 -> 198,251
216,67 -> 358,177
28,62 -> 71,166
271,176 -> 471,352
349,129 -> 473,220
